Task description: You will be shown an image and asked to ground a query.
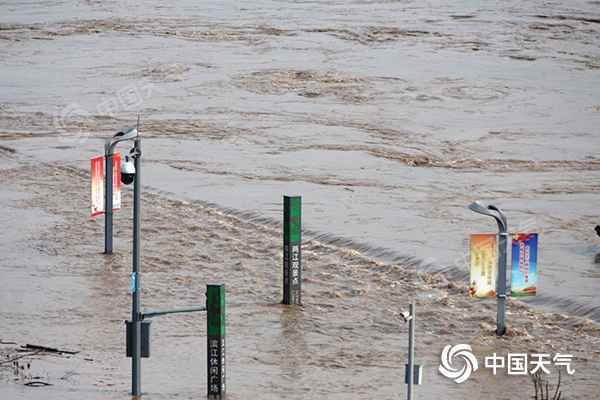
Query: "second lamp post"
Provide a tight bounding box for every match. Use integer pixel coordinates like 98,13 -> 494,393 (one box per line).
468,200 -> 508,336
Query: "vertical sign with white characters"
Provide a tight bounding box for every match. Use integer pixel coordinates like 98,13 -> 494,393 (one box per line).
207,284 -> 225,398
468,234 -> 497,298
91,155 -> 104,217
511,233 -> 538,297
283,196 -> 302,305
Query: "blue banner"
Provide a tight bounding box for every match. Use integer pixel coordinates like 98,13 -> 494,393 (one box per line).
511,233 -> 538,297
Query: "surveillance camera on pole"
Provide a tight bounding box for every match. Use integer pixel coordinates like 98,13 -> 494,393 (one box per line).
400,310 -> 411,323
121,154 -> 136,185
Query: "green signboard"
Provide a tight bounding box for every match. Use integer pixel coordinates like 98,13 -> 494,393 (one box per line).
206,284 -> 225,397
284,196 -> 302,244
283,196 -> 302,305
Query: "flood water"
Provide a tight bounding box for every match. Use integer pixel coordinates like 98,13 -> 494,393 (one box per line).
1,0 -> 600,399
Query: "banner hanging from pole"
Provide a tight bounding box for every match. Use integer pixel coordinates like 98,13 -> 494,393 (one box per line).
90,153 -> 121,217
469,233 -> 497,298
112,153 -> 121,210
510,233 -> 538,297
91,155 -> 104,217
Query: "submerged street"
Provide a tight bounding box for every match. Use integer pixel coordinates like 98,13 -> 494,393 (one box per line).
1,0 -> 600,398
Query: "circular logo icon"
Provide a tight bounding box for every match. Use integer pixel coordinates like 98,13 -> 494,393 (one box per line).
438,344 -> 479,383
53,103 -> 92,146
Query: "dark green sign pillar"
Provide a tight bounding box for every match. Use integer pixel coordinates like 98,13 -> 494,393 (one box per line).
283,196 -> 302,305
206,284 -> 226,398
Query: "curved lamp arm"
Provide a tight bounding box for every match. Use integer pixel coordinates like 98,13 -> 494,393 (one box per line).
468,201 -> 507,233
105,127 -> 138,154
487,205 -> 507,233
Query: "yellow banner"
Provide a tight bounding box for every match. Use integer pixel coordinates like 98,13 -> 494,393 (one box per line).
469,234 -> 497,298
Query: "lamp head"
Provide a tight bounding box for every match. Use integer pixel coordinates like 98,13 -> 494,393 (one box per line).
106,127 -> 139,154
113,127 -> 138,142
468,200 -> 493,216
468,200 -> 507,233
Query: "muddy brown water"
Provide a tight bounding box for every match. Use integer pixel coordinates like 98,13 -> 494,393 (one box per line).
1,160 -> 599,399
1,0 -> 600,398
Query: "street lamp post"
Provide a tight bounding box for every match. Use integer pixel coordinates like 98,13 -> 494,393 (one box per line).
468,201 -> 508,336
407,302 -> 415,400
107,124 -> 219,397
131,135 -> 142,397
402,302 -> 422,400
104,127 -> 139,254
104,143 -> 114,254
105,126 -> 142,395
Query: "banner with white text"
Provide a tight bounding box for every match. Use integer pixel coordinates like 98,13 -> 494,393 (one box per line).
511,233 -> 538,297
469,233 -> 497,298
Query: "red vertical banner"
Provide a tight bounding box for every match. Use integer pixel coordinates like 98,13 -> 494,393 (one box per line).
113,153 -> 122,210
90,153 -> 121,217
91,155 -> 105,217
